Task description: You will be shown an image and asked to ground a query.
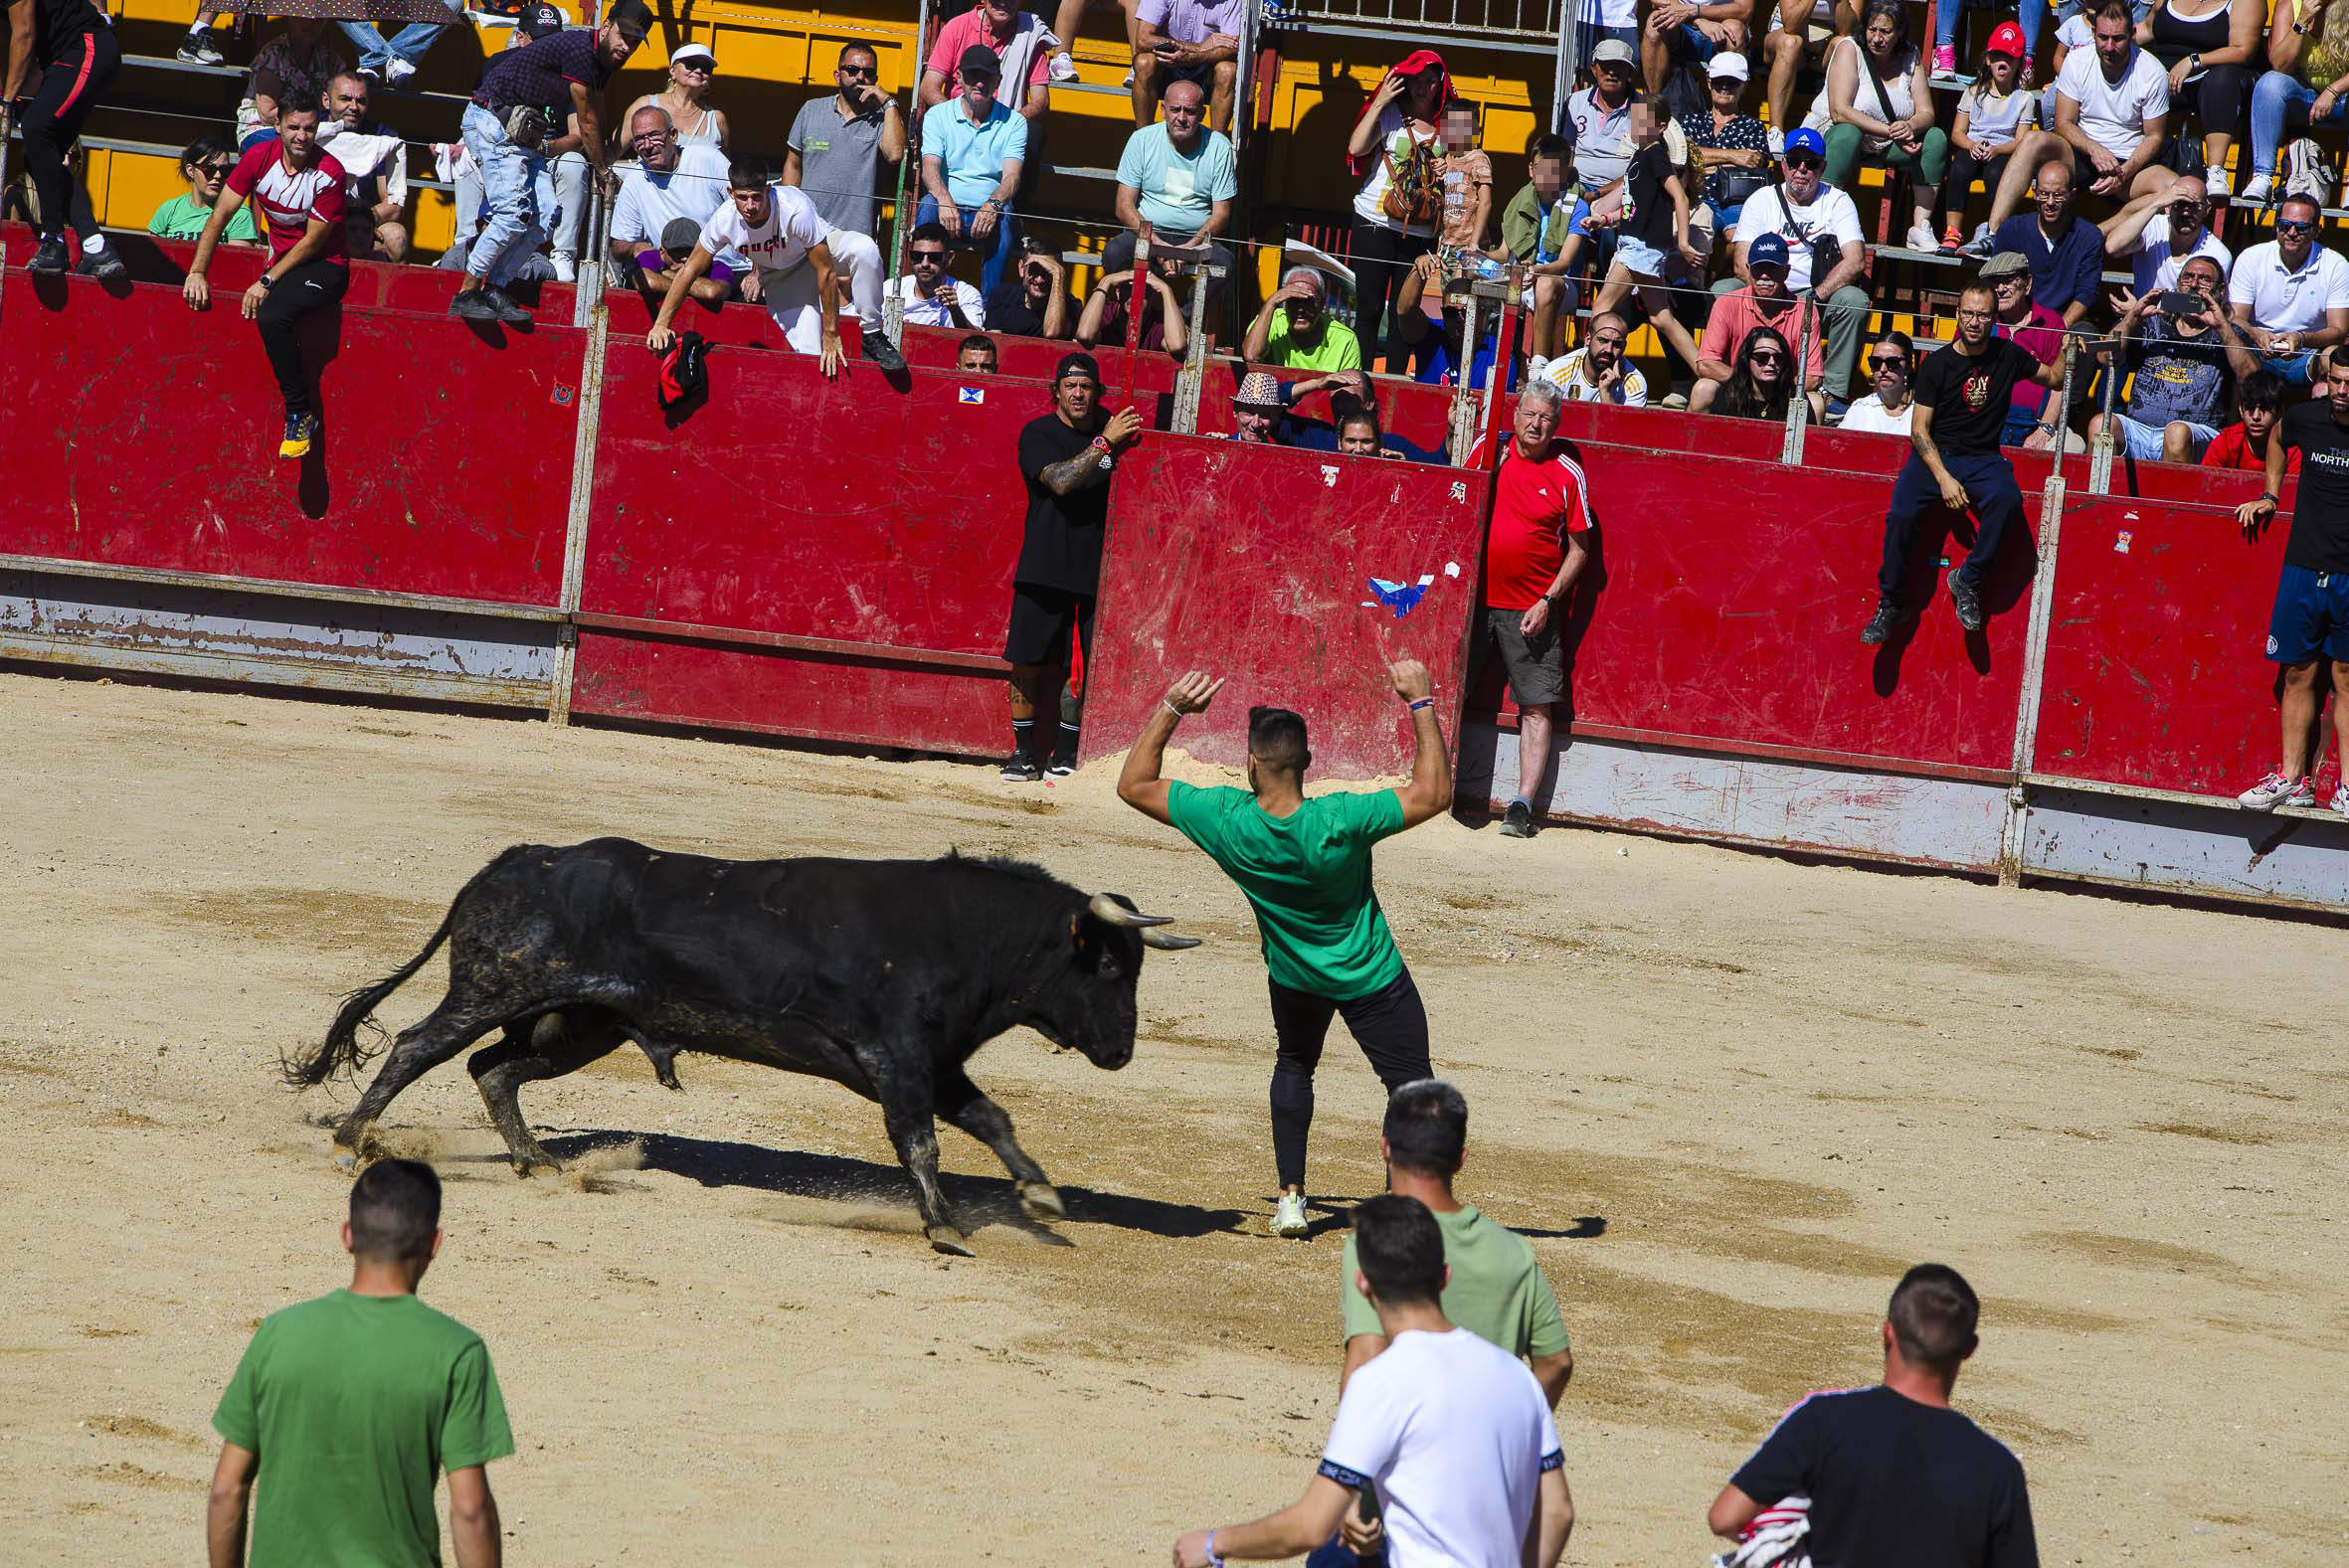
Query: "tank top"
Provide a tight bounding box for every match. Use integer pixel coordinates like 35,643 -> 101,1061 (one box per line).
1804,35 -> 1918,149
672,101 -> 722,146
2148,0 -> 2232,75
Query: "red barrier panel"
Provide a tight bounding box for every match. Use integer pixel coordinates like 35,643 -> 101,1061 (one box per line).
1079,435 -> 1490,781
1188,361 -> 1461,457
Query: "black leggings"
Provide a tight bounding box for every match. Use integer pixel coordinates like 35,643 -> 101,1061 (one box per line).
1346,221 -> 1435,373
2171,63 -> 2253,153
1942,150 -> 2010,216
256,260 -> 350,418
1266,966 -> 1432,1192
19,25 -> 118,243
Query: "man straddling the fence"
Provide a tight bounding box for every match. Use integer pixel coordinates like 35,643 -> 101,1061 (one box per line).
3,0 -> 125,277
182,101 -> 349,461
208,1158 -> 513,1568
1862,280 -> 2060,644
1117,659 -> 1452,1239
451,0 -> 648,324
2233,348 -> 2349,816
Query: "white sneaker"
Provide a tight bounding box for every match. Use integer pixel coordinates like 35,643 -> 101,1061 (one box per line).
1269,1192 -> 1309,1238
1766,126 -> 1785,157
2331,786 -> 2349,819
1048,49 -> 1078,82
2237,770 -> 2313,810
1904,222 -> 1938,251
383,56 -> 419,91
2208,167 -> 2232,198
1527,353 -> 1552,381
2240,173 -> 2274,205
1121,67 -> 1135,87
551,254 -> 577,283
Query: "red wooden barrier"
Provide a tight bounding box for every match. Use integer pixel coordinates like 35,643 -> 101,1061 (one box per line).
1079,435 -> 1491,781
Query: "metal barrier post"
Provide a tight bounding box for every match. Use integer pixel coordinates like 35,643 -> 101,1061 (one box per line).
884,0 -> 936,344
1447,276 -> 1485,466
1781,295 -> 1815,465
570,178 -> 603,330
549,179 -> 614,725
2086,333 -> 2122,495
1171,256 -> 1223,434
1998,473 -> 2068,884
1550,5 -> 1578,135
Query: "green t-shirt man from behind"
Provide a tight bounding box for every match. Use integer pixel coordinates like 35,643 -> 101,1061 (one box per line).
1119,656 -> 1453,1241
209,1157 -> 514,1568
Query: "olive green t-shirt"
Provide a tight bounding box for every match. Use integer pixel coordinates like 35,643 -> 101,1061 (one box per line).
1166,781 -> 1406,1000
1340,1204 -> 1571,1356
213,1290 -> 515,1568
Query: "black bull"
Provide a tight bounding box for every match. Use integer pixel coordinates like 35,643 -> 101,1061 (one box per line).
286,838 -> 1200,1254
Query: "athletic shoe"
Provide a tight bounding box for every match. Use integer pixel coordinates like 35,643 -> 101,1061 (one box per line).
2239,173 -> 2274,205
999,752 -> 1042,782
2331,785 -> 2349,819
178,32 -> 227,66
382,57 -> 420,91
28,235 -> 69,273
450,288 -> 498,320
356,64 -> 385,86
1903,222 -> 1938,252
1121,67 -> 1135,87
551,253 -> 577,283
278,411 -> 319,459
1766,126 -> 1785,157
861,328 -> 907,373
1048,49 -> 1078,82
1500,798 -> 1535,837
1270,1192 -> 1310,1238
483,285 -> 532,324
1948,572 -> 1985,632
2237,771 -> 2313,810
2208,167 -> 2232,198
79,242 -> 127,280
1527,354 -> 1551,382
1940,222 -> 1963,252
1932,44 -> 1957,75
1957,229 -> 1997,259
1860,598 -> 1900,645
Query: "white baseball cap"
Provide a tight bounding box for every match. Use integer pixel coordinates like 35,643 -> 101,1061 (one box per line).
1707,53 -> 1749,81
670,40 -> 716,69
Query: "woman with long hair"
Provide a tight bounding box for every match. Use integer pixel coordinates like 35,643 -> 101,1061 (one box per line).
1714,325 -> 1798,421
1807,0 -> 1946,249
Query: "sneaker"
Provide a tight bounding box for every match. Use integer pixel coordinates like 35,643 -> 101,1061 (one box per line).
1527,353 -> 1551,382
2237,771 -> 2313,810
1948,572 -> 1985,631
1939,222 -> 1963,252
2019,58 -> 2035,88
278,411 -> 319,459
382,56 -> 420,91
2240,173 -> 2274,205
1958,229 -> 1998,259
550,253 -> 577,284
2208,166 -> 2232,199
1859,598 -> 1900,644
1766,126 -> 1785,158
28,235 -> 69,273
860,328 -> 906,373
1048,49 -> 1078,82
999,752 -> 1042,782
356,63 -> 385,86
1044,751 -> 1078,778
177,32 -> 226,66
1500,798 -> 1535,837
449,288 -> 498,320
1269,1192 -> 1310,1238
79,241 -> 127,280
1903,221 -> 1938,251
1932,44 -> 1958,75
1121,67 -> 1135,87
482,286 -> 532,324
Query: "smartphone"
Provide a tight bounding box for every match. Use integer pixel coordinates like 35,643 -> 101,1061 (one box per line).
2155,290 -> 2205,317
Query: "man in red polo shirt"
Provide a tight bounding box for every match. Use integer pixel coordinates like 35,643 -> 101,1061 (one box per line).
1470,378 -> 1592,839
182,99 -> 348,459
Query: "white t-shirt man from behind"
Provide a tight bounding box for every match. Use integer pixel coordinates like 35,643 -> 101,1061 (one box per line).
1170,1195 -> 1573,1568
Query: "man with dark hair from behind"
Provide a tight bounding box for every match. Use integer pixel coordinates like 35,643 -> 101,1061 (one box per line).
207,1158 -> 514,1568
1171,1195 -> 1572,1566
1709,1264 -> 2038,1568
1118,659 -> 1452,1239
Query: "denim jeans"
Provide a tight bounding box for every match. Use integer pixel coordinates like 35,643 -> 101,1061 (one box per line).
454,149 -> 584,261
914,194 -> 1016,294
460,101 -> 547,286
2250,70 -> 2349,175
340,0 -> 461,73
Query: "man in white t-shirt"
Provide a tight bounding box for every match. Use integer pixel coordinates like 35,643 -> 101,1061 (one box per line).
2100,176 -> 2230,295
2228,193 -> 2349,384
646,159 -> 905,374
891,220 -> 989,328
610,105 -> 741,304
1171,1195 -> 1573,1568
2051,0 -> 2176,200
1717,127 -> 1873,400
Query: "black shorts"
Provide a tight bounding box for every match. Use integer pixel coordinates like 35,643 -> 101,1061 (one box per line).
1002,584 -> 1097,668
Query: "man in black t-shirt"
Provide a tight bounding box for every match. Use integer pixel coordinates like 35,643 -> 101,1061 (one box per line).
1864,282 -> 2062,643
1710,1264 -> 2038,1568
2232,352 -> 2349,815
2,0 -> 124,277
984,239 -> 1071,339
1000,352 -> 1144,781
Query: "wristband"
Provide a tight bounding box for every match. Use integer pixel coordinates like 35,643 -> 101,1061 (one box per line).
1206,1528 -> 1223,1567
2262,490 -> 2280,503
1161,698 -> 1185,721
1407,697 -> 1434,711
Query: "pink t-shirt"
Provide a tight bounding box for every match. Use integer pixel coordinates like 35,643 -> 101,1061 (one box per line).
1995,301 -> 2064,415
1701,286 -> 1825,383
926,10 -> 1052,97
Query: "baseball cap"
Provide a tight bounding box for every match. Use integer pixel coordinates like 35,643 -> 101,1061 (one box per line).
606,0 -> 652,38
669,40 -> 716,69
1986,20 -> 2027,56
660,217 -> 702,257
1589,38 -> 1636,68
515,1 -> 566,38
1706,53 -> 1749,82
1746,232 -> 1790,271
1782,125 -> 1825,161
1054,351 -> 1101,385
958,43 -> 1003,79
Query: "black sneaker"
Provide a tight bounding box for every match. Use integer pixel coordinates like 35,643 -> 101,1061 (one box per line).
28,235 -> 69,273
1044,751 -> 1077,778
1948,573 -> 1985,632
1860,598 -> 1900,645
177,33 -> 226,65
999,752 -> 1042,782
1500,799 -> 1535,837
79,242 -> 127,280
482,286 -> 532,324
861,329 -> 906,373
449,288 -> 498,321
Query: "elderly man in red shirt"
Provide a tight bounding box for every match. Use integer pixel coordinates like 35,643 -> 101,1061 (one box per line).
1470,378 -> 1593,839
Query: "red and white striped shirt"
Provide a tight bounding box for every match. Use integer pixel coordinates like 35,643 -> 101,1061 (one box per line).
226,141 -> 349,266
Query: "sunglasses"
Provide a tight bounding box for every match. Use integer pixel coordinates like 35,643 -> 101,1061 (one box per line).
839,63 -> 876,78
1992,273 -> 2028,287
2277,218 -> 2318,233
1592,63 -> 1631,76
1751,350 -> 1785,362
196,160 -> 234,176
1784,154 -> 1822,169
676,60 -> 714,74
911,250 -> 948,262
1873,356 -> 1908,371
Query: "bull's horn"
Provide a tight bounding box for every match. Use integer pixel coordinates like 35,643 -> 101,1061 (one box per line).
1142,930 -> 1202,951
1089,892 -> 1174,928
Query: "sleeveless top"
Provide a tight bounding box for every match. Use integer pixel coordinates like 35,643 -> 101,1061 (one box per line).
1804,35 -> 1919,151
2148,0 -> 2232,77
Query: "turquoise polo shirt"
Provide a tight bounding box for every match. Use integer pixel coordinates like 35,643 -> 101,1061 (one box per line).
921,97 -> 1029,209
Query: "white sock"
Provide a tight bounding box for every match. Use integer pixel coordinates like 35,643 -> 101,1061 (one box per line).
82,233 -> 106,255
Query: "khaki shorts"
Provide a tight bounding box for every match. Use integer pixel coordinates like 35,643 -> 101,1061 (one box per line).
1471,605 -> 1566,708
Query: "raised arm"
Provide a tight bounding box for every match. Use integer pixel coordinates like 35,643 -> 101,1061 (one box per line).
1388,659 -> 1454,827
1116,670 -> 1223,823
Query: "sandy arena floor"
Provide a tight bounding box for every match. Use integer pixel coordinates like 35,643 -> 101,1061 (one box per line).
0,670 -> 2340,1565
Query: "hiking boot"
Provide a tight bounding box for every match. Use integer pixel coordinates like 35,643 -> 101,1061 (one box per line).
449,287 -> 498,321
861,328 -> 906,373
28,235 -> 70,273
1500,798 -> 1535,838
999,751 -> 1042,783
278,411 -> 319,459
1860,598 -> 1900,644
2236,771 -> 2313,810
1949,572 -> 1985,632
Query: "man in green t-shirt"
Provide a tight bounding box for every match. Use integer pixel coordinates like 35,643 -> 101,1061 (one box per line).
1241,266 -> 1363,371
148,133 -> 264,246
1117,657 -> 1452,1238
207,1158 -> 514,1568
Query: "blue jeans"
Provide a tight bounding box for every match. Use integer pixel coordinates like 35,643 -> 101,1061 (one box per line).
341,0 -> 461,73
2251,70 -> 2349,174
914,194 -> 1017,293
1939,0 -> 2040,50
461,101 -> 547,287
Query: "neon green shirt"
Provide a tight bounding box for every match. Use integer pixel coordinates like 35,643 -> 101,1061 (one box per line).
148,193 -> 262,244
1265,310 -> 1363,371
1166,781 -> 1405,999
1340,1203 -> 1570,1356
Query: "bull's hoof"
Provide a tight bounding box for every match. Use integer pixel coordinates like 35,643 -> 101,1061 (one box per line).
927,1225 -> 977,1258
332,1148 -> 357,1173
1017,1181 -> 1066,1222
510,1155 -> 562,1179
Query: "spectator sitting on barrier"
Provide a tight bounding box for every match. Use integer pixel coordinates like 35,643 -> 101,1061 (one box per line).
984,236 -> 1069,336
920,0 -> 1054,131
1277,369 -> 1448,462
234,16 -> 343,152
2053,0 -> 2180,201
182,102 -> 350,461
1708,324 -> 1810,422
611,105 -> 740,305
1389,253 -> 1518,393
1940,25 -> 2039,253
148,133 -> 263,246
1805,0 -> 1946,252
2101,176 -> 2231,296
1228,370 -> 1292,444
2091,257 -> 2239,462
1500,134 -> 1576,366
1000,352 -> 1143,779
1862,280 -> 2062,642
624,39 -> 729,153
208,1159 -> 514,1568
893,220 -> 987,328
784,44 -> 905,245
1980,251 -> 2074,451
1171,1195 -> 1571,1567
1718,126 -> 1872,404
1467,380 -> 1592,839
1709,1265 -> 2037,1568
1075,257 -> 1189,357
2202,367 -> 2300,471
1545,309 -> 1648,406
1106,78 -> 1236,288
317,72 -> 407,263
650,159 -> 906,376
1693,233 -> 1824,409
1988,157 -> 2105,327
1839,327 -> 1919,433
2235,350 -> 2349,814
5,0 -> 124,277
1244,267 -> 1364,370
1131,0 -> 1240,133
918,46 -> 1028,296
958,333 -> 998,373
2227,194 -> 2349,385
453,3 -> 592,287
452,0 -> 645,324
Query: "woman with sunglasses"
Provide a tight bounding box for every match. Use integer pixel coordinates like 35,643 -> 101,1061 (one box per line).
1713,324 -> 1805,422
626,39 -> 728,150
1840,328 -> 1918,434
147,132 -> 264,245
